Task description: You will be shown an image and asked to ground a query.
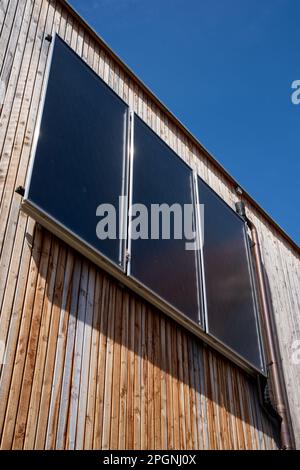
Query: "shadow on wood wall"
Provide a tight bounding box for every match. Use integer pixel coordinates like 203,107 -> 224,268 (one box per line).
4,222 -> 280,449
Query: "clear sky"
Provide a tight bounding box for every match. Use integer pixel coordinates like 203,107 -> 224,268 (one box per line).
69,0 -> 300,245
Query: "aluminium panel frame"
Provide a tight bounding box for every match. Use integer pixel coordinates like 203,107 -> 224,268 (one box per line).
196,176 -> 266,374
23,33 -> 131,273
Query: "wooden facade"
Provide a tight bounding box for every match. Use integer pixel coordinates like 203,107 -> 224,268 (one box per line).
0,0 -> 299,449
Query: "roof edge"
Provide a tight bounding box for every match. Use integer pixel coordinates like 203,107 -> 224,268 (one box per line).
59,0 -> 299,254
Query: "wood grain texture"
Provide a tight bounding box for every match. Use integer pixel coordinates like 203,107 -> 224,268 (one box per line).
0,0 -> 298,449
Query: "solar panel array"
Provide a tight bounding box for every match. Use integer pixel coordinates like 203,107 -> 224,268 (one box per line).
24,35 -> 264,372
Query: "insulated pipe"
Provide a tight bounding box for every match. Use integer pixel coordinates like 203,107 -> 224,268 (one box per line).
235,201 -> 294,450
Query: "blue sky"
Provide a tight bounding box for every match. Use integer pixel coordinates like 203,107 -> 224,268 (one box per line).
70,0 -> 299,245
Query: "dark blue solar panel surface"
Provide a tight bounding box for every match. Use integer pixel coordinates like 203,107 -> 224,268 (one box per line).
130,116 -> 201,324
27,36 -> 128,268
198,178 -> 263,370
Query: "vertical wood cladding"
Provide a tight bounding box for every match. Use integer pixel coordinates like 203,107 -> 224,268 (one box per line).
0,0 -> 298,449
